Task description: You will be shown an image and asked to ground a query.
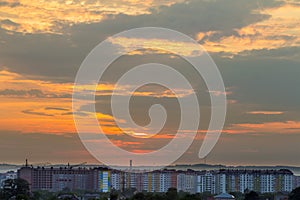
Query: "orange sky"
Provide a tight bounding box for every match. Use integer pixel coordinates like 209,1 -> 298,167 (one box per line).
0,0 -> 300,165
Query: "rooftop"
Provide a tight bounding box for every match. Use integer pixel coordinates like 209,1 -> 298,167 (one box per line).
214,193 -> 235,199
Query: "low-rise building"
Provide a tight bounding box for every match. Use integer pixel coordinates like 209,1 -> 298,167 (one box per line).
214,193 -> 235,200
0,171 -> 17,187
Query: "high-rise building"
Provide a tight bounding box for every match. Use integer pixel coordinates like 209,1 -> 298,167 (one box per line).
99,170 -> 111,192
18,166 -> 110,192
18,165 -> 294,194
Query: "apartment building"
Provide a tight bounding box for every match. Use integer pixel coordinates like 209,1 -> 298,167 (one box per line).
18,166 -> 294,194
18,165 -> 110,192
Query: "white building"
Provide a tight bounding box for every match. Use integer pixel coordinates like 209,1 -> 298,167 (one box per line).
260,174 -> 275,193
159,172 -> 172,192
0,171 -> 17,188
282,174 -> 293,192
177,172 -> 196,193
111,171 -> 121,190
239,173 -> 254,192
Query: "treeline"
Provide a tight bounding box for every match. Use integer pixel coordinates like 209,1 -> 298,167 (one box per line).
121,189 -> 275,200
1,178 -> 300,200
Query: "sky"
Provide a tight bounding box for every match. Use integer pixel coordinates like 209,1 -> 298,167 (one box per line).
0,0 -> 300,166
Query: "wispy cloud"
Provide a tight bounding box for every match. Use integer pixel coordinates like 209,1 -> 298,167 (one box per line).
227,121 -> 300,134
45,107 -> 69,111
108,36 -> 204,57
22,109 -> 54,117
247,111 -> 284,115
0,89 -> 71,98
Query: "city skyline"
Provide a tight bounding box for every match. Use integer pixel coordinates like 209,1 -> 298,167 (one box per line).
17,165 -> 296,194
0,0 -> 300,166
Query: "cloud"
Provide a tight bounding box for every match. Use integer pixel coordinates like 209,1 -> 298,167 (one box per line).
227,121 -> 300,134
0,19 -> 19,26
0,0 -> 299,165
199,3 -> 300,54
0,70 -> 73,97
212,46 -> 300,112
77,83 -> 194,98
45,107 -> 70,111
247,111 -> 284,115
0,1 -> 20,7
108,36 -> 204,57
0,89 -> 43,97
0,88 -> 71,98
0,0 -> 286,82
61,111 -> 89,117
208,90 -> 233,97
0,0 -> 184,33
22,109 -> 54,117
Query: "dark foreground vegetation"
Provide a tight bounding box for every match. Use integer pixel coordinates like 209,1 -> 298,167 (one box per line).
1,178 -> 300,200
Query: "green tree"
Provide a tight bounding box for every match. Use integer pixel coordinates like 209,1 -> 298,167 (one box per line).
16,194 -> 30,200
2,178 -> 30,199
289,187 -> 300,200
179,193 -> 202,200
199,192 -> 213,200
244,191 -> 259,200
166,188 -> 178,200
132,192 -> 145,200
110,189 -> 119,200
260,193 -> 273,200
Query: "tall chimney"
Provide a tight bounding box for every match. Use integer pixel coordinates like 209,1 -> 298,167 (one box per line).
130,160 -> 132,172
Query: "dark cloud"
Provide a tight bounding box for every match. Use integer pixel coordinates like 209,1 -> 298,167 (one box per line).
0,19 -> 19,27
0,89 -> 44,97
238,46 -> 300,60
45,107 -> 70,111
71,0 -> 280,37
0,1 -> 20,7
212,47 -> 300,110
0,89 -> 71,98
21,107 -> 89,117
0,0 -> 282,82
22,109 -> 54,117
61,111 -> 89,116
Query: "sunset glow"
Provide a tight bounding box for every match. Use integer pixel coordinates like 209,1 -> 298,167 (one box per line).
0,0 -> 299,165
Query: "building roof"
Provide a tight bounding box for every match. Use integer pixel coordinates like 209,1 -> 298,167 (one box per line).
214,193 -> 235,199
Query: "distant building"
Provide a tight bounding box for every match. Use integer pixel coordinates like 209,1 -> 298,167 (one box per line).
0,171 -> 17,188
221,169 -> 293,194
177,170 -> 196,193
99,170 -> 111,192
18,164 -> 295,194
293,175 -> 300,189
18,165 -> 110,192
